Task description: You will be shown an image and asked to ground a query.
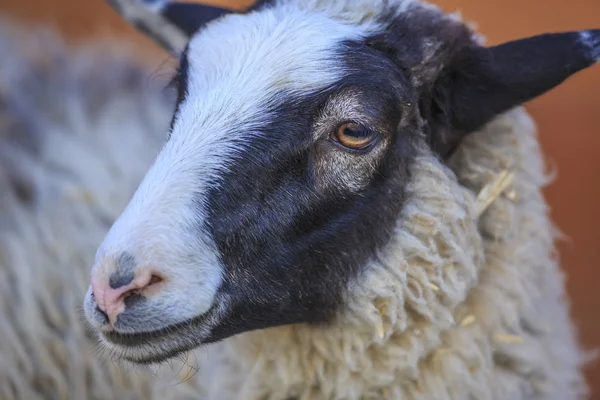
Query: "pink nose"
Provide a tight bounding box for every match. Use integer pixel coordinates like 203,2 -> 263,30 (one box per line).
91,270 -> 161,325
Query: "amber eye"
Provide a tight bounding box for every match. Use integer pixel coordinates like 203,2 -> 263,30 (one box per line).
332,122 -> 378,151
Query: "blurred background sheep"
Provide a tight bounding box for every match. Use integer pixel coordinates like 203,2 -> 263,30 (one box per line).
0,0 -> 599,398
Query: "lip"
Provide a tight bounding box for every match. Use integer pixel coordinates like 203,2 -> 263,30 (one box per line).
102,320 -> 187,347
97,305 -> 218,364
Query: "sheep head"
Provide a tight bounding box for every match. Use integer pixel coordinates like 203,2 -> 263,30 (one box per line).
83,0 -> 599,364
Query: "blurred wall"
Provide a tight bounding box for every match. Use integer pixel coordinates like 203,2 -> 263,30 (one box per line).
2,0 -> 599,396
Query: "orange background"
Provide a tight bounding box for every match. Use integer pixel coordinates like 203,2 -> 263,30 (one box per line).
2,0 -> 599,396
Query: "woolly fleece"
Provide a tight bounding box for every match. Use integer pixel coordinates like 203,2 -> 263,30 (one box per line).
0,20 -> 588,400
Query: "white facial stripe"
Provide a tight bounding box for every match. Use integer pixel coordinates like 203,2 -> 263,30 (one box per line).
185,7 -> 374,101
93,4 -> 378,330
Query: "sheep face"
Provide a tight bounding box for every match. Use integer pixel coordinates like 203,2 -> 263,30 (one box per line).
84,0 -> 600,364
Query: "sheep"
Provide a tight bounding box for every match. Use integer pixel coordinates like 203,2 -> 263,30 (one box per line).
80,1 -> 599,398
0,0 -> 597,399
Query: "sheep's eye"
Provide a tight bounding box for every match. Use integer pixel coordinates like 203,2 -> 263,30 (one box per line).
332,122 -> 378,151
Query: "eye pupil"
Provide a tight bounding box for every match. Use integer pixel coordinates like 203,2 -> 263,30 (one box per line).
343,125 -> 369,138
333,122 -> 377,150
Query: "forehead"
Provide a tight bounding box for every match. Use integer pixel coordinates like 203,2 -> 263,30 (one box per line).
180,6 -> 378,123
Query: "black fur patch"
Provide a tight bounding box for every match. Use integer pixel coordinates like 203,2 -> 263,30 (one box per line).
161,3 -> 232,36
168,45 -> 190,133
203,39 -> 422,342
246,0 -> 277,12
109,252 -> 136,289
196,6 -> 480,341
365,6 -> 475,157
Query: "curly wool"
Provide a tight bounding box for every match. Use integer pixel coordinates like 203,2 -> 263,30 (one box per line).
0,20 -> 588,400
197,112 -> 587,400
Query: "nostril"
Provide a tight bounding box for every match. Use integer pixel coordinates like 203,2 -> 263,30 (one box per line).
94,305 -> 109,325
110,272 -> 163,301
148,274 -> 163,287
113,273 -> 163,303
90,270 -> 166,326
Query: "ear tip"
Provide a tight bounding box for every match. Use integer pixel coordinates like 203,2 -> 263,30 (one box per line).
137,0 -> 166,12
580,30 -> 600,63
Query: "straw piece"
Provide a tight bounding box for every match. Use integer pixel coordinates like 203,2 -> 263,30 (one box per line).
66,187 -> 96,203
475,170 -> 515,217
460,315 -> 476,327
494,333 -> 524,344
376,319 -> 385,339
505,189 -> 519,201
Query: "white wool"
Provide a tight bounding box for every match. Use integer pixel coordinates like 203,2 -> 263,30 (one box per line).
0,15 -> 588,400
192,111 -> 587,400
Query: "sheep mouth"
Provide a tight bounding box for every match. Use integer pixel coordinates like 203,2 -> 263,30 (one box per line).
102,320 -> 188,346
99,306 -> 217,364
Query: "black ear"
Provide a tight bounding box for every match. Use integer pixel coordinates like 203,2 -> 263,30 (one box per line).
429,30 -> 600,157
159,2 -> 232,36
105,0 -> 233,54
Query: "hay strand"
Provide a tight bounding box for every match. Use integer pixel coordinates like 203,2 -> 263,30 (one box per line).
475,170 -> 515,217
